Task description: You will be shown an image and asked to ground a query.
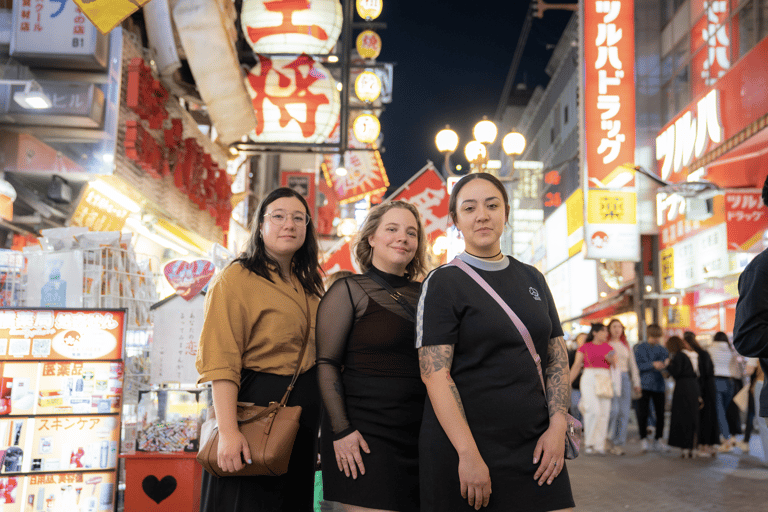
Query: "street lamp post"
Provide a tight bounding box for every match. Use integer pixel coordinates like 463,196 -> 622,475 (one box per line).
435,125 -> 459,178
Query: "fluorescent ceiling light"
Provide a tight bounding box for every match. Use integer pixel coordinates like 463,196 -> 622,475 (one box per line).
12,81 -> 52,110
88,180 -> 141,213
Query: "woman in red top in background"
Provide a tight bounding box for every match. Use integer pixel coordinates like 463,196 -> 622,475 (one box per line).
570,323 -> 616,454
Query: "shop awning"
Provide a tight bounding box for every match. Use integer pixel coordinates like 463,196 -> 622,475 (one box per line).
560,286 -> 635,325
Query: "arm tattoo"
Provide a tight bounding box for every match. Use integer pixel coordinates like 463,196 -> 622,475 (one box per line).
418,345 -> 454,378
545,336 -> 570,418
446,374 -> 467,420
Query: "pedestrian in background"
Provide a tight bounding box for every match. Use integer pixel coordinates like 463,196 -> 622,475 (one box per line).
733,173 -> 768,463
316,201 -> 427,512
570,323 -> 615,455
708,331 -> 741,452
683,331 -> 719,457
665,336 -> 701,459
634,324 -> 670,453
417,173 -> 574,511
605,319 -> 641,455
568,332 -> 587,424
196,187 -> 325,511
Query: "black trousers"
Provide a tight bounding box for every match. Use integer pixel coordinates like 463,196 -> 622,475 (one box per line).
637,390 -> 666,440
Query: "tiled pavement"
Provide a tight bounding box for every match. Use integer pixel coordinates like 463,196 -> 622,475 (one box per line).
567,436 -> 768,511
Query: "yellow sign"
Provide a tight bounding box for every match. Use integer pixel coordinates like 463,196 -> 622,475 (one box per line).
356,30 -> 382,59
665,305 -> 691,328
587,190 -> 637,224
71,186 -> 130,232
566,189 -> 584,257
660,247 -> 674,291
73,0 -> 152,35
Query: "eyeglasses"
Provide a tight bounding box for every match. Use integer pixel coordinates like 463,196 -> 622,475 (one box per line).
264,210 -> 310,226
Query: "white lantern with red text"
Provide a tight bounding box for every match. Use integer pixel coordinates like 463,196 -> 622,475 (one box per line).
353,114 -> 380,144
245,55 -> 341,143
354,71 -> 382,103
356,0 -> 382,20
241,0 -> 343,54
356,30 -> 382,59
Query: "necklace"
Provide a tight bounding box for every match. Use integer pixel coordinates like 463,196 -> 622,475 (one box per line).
465,249 -> 502,260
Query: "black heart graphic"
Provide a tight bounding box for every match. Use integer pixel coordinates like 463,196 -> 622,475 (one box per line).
142,475 -> 177,504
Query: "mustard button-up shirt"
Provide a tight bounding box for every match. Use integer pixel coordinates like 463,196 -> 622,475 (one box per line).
196,263 -> 319,389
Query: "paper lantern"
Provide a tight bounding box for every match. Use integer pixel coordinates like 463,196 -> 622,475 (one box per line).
355,30 -> 382,59
241,0 -> 343,54
353,114 -> 380,144
354,71 -> 382,102
245,55 -> 341,143
356,0 -> 382,20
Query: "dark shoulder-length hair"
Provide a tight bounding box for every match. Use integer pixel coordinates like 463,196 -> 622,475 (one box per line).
683,331 -> 704,352
233,187 -> 324,297
448,173 -> 510,224
586,322 -> 606,342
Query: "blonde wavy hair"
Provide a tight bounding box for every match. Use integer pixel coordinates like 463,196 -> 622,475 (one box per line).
354,201 -> 427,279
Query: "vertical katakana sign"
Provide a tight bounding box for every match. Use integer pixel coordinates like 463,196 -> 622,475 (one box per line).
583,0 -> 639,261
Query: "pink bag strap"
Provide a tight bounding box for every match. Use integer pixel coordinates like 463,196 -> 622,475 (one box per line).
448,257 -> 547,392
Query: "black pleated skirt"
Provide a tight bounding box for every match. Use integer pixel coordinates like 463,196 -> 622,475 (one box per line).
321,372 -> 425,511
200,366 -> 321,512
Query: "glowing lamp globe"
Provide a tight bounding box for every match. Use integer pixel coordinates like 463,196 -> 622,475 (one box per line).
356,30 -> 382,59
502,132 -> 526,156
354,71 -> 382,103
352,114 -> 381,144
473,118 -> 497,145
241,0 -> 343,54
435,127 -> 459,153
356,0 -> 383,20
464,140 -> 487,163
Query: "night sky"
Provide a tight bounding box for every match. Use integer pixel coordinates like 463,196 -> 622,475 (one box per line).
375,0 -> 574,193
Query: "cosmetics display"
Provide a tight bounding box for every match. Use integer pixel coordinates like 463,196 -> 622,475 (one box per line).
0,309 -> 125,512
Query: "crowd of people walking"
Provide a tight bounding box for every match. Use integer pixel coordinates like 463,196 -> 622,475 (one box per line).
568,321 -> 761,460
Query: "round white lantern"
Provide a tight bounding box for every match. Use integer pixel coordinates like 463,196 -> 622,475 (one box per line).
241,0 -> 343,54
353,114 -> 380,144
354,71 -> 382,102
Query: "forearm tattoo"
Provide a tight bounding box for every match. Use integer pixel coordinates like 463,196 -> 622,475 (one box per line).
446,374 -> 467,420
545,336 -> 570,418
418,345 -> 454,378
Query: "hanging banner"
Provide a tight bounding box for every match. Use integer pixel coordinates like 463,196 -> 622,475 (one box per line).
724,189 -> 768,251
387,163 -> 449,244
321,150 -> 389,204
321,240 -> 360,275
583,0 -> 638,262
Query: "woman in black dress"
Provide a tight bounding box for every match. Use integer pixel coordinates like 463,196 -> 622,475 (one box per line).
417,173 -> 574,512
316,201 -> 428,511
683,331 -> 719,456
665,336 -> 702,458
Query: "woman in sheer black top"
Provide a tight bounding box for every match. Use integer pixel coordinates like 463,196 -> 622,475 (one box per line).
317,201 -> 428,512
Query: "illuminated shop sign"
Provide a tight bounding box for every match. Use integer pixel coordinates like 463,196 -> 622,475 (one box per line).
655,89 -> 724,180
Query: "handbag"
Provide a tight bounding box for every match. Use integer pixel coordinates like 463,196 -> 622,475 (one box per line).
197,295 -> 311,477
595,372 -> 614,399
733,383 -> 750,412
448,258 -> 582,459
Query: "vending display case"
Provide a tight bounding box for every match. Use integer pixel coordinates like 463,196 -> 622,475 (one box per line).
135,388 -> 209,453
0,308 -> 125,511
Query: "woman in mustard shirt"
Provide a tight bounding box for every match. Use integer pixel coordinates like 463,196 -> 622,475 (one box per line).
196,187 -> 324,511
